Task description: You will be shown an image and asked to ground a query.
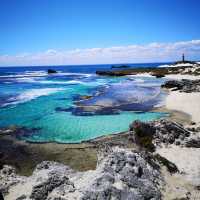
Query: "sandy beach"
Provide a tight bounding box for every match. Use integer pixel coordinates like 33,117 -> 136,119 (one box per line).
165,74 -> 200,80
166,91 -> 200,123
163,74 -> 200,123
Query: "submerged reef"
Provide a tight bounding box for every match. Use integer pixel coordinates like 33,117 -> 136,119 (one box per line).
55,80 -> 163,116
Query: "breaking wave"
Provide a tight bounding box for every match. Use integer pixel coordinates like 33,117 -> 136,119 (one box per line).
3,88 -> 65,106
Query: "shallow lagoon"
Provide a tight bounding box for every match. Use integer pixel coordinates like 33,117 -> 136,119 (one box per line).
0,65 -> 167,143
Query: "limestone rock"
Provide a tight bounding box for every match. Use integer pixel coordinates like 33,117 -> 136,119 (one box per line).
1,149 -> 163,200
162,79 -> 200,93
130,119 -> 191,147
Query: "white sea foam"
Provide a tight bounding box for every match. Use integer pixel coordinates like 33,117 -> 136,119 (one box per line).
24,70 -> 47,76
3,82 -> 12,84
158,63 -> 197,68
39,80 -> 91,85
133,78 -> 145,83
0,71 -> 47,78
15,77 -> 37,83
158,64 -> 170,68
14,78 -> 101,86
127,73 -> 153,78
3,88 -> 65,106
55,72 -> 93,77
33,80 -> 82,85
0,71 -> 93,79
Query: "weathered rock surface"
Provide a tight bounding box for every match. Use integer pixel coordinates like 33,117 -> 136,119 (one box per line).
185,138 -> 200,148
129,119 -> 191,147
161,79 -> 200,92
0,126 -> 41,138
1,119 -> 200,199
0,165 -> 23,195
1,148 -> 163,200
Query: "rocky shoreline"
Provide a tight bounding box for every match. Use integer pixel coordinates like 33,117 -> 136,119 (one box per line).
1,116 -> 200,199
1,63 -> 200,199
96,61 -> 200,77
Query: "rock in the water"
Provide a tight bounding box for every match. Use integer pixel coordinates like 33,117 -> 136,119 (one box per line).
48,69 -> 57,74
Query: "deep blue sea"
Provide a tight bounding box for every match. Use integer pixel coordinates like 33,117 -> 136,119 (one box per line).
0,63 -> 169,143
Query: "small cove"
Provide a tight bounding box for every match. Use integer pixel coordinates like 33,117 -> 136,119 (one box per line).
0,64 -> 168,143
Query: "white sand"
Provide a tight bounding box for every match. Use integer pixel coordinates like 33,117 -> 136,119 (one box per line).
157,145 -> 200,186
165,74 -> 200,80
159,63 -> 199,68
166,91 -> 200,123
129,73 -> 200,80
127,73 -> 153,78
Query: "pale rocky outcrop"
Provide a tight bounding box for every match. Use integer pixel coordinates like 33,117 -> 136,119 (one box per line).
1,148 -> 163,200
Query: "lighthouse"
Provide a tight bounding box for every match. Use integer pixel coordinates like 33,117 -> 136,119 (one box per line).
182,53 -> 185,62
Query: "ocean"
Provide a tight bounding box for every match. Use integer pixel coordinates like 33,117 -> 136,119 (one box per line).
0,63 -> 169,143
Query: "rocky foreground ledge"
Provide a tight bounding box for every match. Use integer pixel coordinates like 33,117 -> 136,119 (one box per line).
1,119 -> 200,200
0,148 -> 162,200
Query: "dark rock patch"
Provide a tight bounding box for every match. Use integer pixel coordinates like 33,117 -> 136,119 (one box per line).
0,149 -> 163,200
162,79 -> 200,93
0,126 -> 41,138
130,119 -> 191,147
154,154 -> 179,174
55,107 -> 72,112
47,69 -> 57,74
0,192 -> 4,200
151,72 -> 165,78
185,138 -> 200,148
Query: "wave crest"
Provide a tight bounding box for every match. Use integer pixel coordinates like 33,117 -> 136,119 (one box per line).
3,88 -> 65,106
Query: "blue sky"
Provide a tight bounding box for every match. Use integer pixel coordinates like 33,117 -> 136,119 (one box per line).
0,0 -> 200,66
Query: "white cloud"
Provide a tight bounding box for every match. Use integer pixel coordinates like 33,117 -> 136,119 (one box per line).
0,40 -> 200,66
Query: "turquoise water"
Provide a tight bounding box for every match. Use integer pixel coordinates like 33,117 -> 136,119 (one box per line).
0,65 -> 167,143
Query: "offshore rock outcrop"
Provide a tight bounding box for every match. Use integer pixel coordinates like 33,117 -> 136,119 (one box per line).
1,148 -> 163,200
47,69 -> 57,74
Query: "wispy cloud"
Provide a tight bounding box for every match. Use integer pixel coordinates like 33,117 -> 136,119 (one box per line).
0,40 -> 200,66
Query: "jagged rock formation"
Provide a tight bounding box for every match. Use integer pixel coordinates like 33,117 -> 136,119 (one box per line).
1,119 -> 200,199
129,119 -> 191,148
0,148 -> 163,200
162,79 -> 200,92
0,165 -> 23,195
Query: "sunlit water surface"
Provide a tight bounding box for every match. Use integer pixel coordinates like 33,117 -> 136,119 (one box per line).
0,64 -> 168,143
